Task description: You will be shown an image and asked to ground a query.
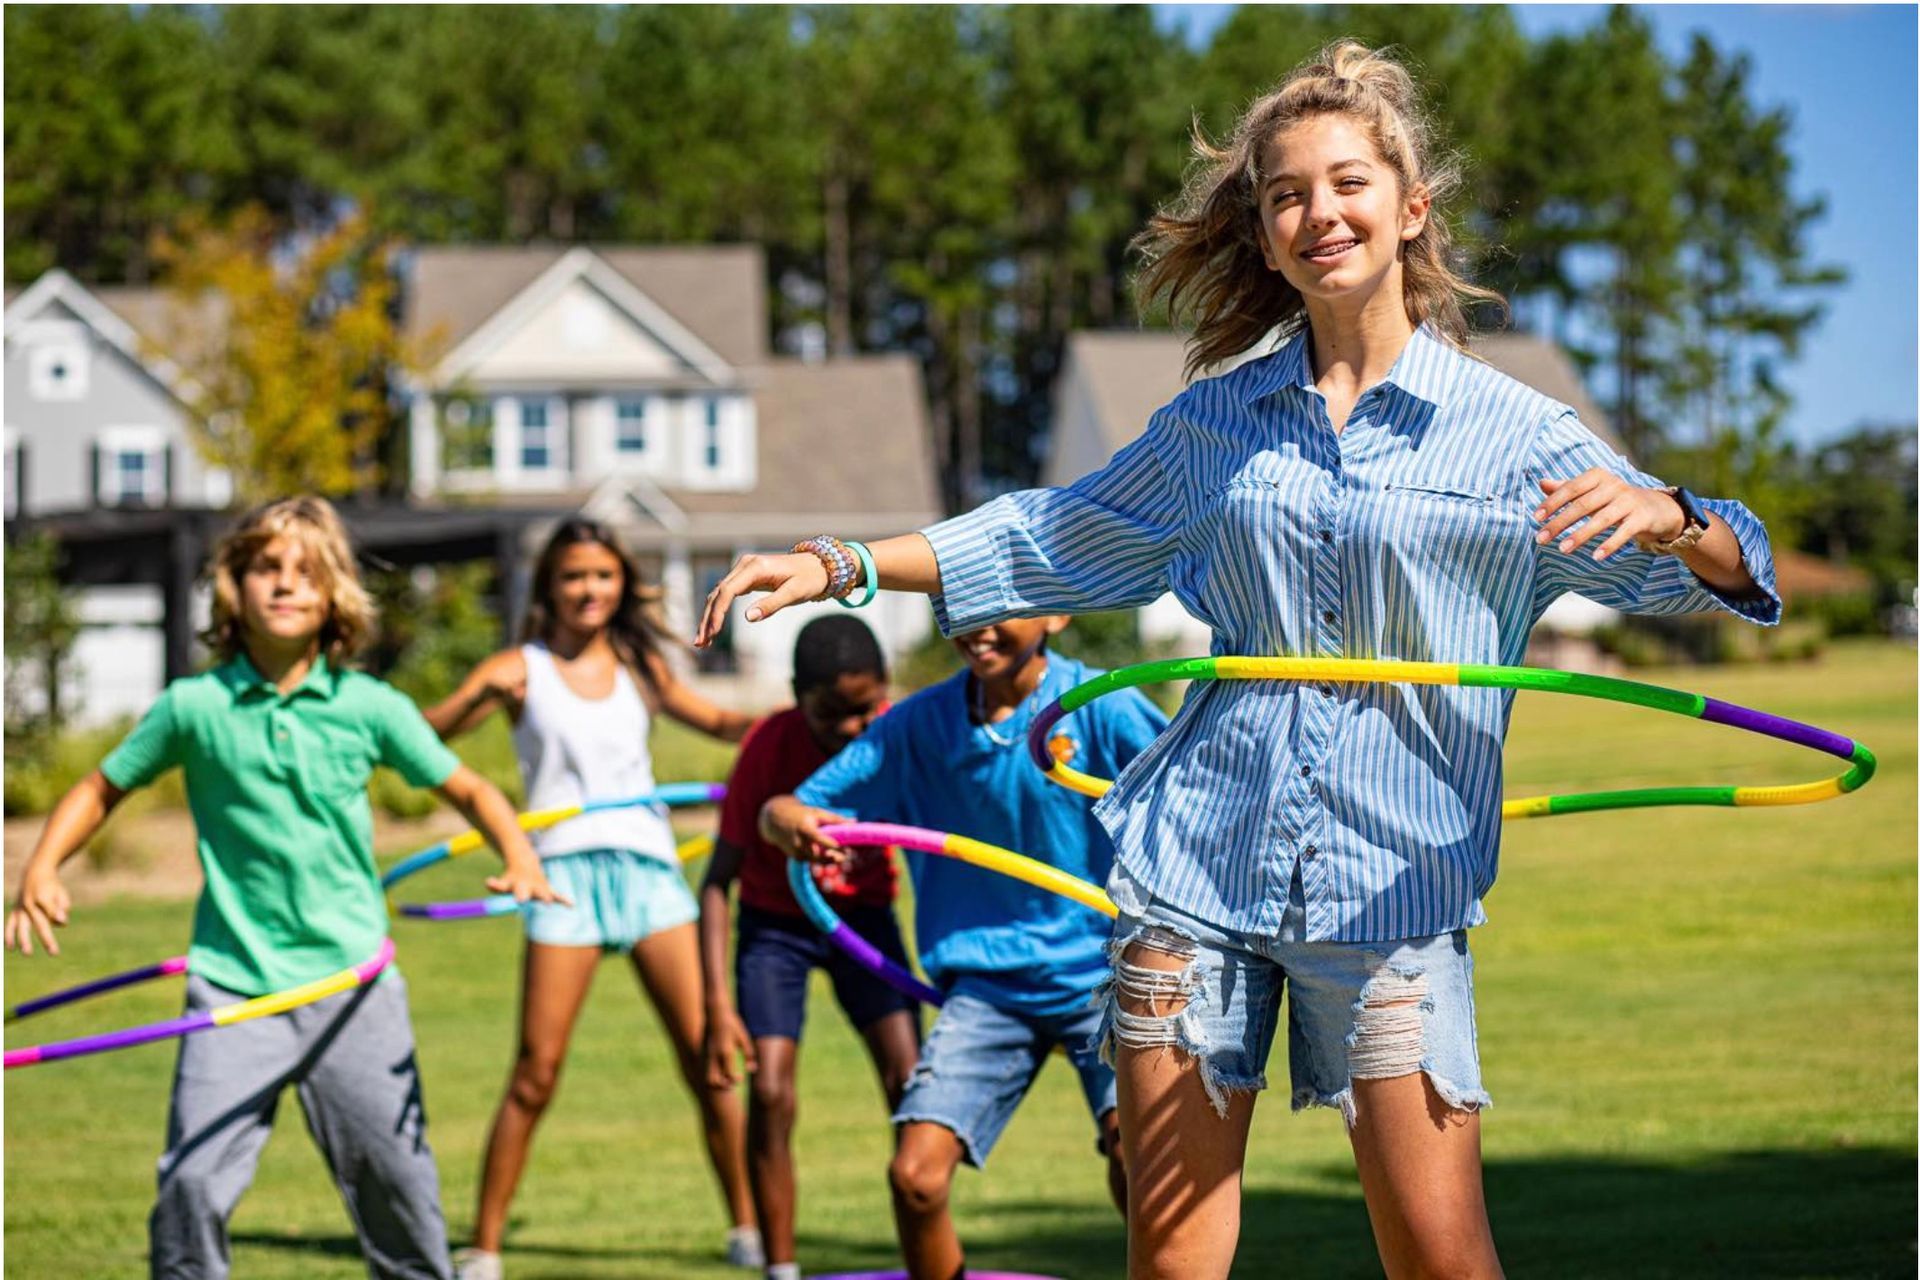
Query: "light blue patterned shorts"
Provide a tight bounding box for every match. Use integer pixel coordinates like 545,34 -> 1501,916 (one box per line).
523,848 -> 698,951
1096,869 -> 1489,1128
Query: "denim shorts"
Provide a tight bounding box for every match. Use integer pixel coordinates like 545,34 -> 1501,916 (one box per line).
735,903 -> 918,1041
1097,869 -> 1488,1127
523,848 -> 698,950
894,988 -> 1115,1168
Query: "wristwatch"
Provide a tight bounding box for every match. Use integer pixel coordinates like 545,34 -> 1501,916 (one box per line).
1649,486 -> 1711,555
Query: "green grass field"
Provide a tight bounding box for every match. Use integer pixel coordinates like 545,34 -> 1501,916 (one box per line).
6,642 -> 1914,1278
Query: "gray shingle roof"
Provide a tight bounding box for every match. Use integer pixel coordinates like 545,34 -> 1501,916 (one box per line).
405,244 -> 767,369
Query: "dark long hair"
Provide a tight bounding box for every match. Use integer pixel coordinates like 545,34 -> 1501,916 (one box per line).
519,518 -> 677,705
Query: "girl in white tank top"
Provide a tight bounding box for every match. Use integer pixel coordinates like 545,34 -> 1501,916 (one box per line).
424,518 -> 762,1274
511,638 -> 678,863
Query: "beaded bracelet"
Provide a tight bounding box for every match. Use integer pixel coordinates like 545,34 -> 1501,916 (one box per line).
837,541 -> 879,610
792,536 -> 857,600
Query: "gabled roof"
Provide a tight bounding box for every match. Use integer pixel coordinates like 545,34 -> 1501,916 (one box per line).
1058,327 -> 1625,459
3,269 -> 208,405
406,244 -> 767,377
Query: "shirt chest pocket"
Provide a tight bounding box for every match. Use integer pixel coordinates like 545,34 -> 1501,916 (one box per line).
297,725 -> 375,800
1371,482 -> 1528,568
1194,460 -> 1321,553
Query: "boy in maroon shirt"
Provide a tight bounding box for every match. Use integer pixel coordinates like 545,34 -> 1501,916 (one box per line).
699,616 -> 921,1280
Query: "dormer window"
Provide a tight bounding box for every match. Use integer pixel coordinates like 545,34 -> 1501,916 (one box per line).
29,341 -> 88,401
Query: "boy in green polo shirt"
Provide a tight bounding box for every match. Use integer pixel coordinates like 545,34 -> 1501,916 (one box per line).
6,496 -> 563,1280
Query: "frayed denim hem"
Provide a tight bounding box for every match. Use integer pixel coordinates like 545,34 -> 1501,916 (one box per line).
1095,920 -> 1266,1119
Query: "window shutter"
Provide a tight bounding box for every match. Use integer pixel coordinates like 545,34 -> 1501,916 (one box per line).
163,443 -> 176,506
89,442 -> 102,507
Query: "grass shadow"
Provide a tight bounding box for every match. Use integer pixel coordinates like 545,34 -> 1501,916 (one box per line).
775,1144 -> 1915,1280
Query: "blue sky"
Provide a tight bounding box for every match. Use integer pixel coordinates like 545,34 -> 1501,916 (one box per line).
1152,4 -> 1918,446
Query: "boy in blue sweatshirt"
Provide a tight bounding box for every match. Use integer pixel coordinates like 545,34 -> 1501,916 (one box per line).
761,615 -> 1166,1280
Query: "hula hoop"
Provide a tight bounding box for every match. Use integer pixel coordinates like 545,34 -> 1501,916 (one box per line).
397,834 -> 715,920
4,938 -> 395,1071
1027,656 -> 1877,818
787,822 -> 1115,1007
381,782 -> 724,919
813,1272 -> 1061,1280
6,954 -> 189,1023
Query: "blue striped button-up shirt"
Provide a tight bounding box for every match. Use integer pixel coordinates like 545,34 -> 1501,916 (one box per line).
921,325 -> 1781,942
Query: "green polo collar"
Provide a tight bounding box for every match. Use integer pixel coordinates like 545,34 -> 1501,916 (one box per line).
215,651 -> 341,702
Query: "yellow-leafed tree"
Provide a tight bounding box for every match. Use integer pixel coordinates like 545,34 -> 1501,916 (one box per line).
150,204 -> 436,503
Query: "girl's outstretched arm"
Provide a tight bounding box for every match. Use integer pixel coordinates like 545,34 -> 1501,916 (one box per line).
5,771 -> 126,956
436,765 -> 569,906
695,534 -> 941,649
644,651 -> 755,743
422,650 -> 527,741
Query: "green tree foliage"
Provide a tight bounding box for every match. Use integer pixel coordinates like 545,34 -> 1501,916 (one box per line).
3,532 -> 82,738
151,204 -> 426,503
3,5 -> 235,283
1791,425 -> 1919,609
2,4 -> 1855,516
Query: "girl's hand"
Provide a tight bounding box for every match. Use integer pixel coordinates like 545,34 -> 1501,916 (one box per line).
705,1006 -> 758,1088
486,859 -> 572,907
761,797 -> 849,865
5,864 -> 72,957
1535,471 -> 1687,562
696,552 -> 830,649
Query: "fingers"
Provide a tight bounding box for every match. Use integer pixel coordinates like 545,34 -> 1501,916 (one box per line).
1589,522 -> 1639,562
1554,497 -> 1636,555
697,554 -> 771,648
741,576 -> 814,626
5,909 -> 27,955
742,1038 -> 759,1074
696,553 -> 832,646
1536,476 -> 1625,547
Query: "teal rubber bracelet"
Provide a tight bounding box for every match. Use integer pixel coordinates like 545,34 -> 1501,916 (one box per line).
837,540 -> 879,609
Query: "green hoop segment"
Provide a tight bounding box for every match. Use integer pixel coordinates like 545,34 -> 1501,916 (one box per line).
1026,656 -> 1875,819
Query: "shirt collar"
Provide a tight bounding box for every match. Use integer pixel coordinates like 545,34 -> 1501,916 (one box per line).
1240,321 -> 1459,410
218,651 -> 338,702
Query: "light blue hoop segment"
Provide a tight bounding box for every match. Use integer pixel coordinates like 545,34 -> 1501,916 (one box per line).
383,783 -> 725,919
787,855 -> 942,1006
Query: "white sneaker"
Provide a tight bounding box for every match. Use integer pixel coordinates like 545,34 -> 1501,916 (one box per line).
451,1248 -> 504,1280
724,1225 -> 766,1268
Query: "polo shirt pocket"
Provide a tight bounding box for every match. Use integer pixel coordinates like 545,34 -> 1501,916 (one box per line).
299,729 -> 375,801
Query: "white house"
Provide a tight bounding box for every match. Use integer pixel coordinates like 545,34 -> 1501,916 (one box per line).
401,244 -> 943,700
1042,328 -> 1626,662
3,271 -> 230,724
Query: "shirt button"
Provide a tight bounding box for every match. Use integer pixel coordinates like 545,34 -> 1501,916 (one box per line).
1300,765 -> 1312,778
1318,683 -> 1333,696
1319,530 -> 1334,544
1302,844 -> 1318,860
1322,609 -> 1337,625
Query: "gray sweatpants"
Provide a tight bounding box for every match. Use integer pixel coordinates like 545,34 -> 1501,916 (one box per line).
149,967 -> 452,1280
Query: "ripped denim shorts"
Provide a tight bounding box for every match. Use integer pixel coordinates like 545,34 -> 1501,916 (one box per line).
1095,869 -> 1489,1128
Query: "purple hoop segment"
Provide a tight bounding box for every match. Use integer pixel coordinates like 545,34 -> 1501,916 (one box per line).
6,955 -> 189,1023
5,939 -> 395,1071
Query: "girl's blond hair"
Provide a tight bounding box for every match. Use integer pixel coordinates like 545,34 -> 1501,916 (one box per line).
203,495 -> 376,666
1136,39 -> 1506,378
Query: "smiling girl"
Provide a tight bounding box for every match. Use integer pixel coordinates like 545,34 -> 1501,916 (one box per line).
424,518 -> 761,1279
694,41 -> 1781,1280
